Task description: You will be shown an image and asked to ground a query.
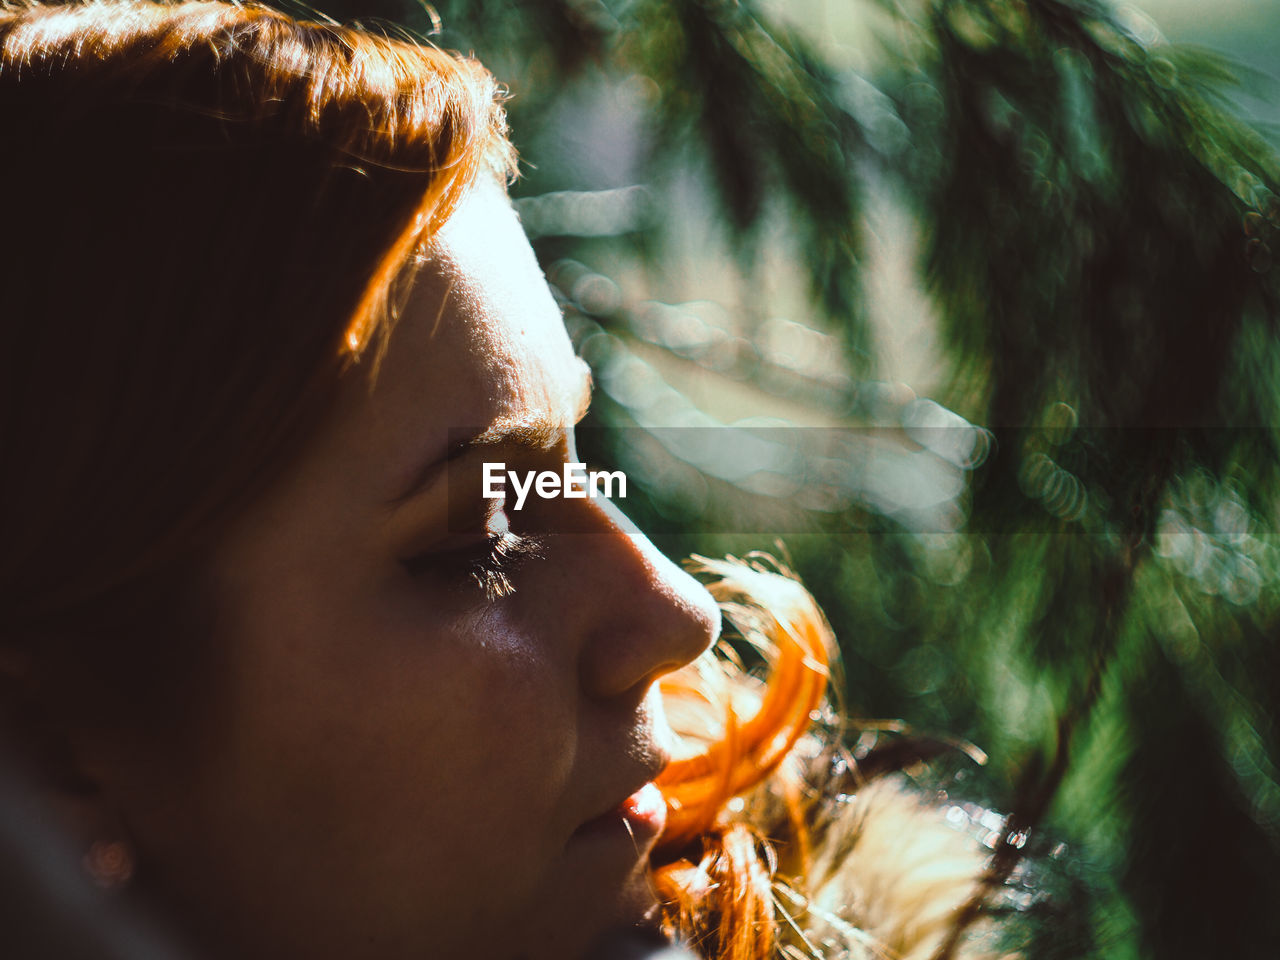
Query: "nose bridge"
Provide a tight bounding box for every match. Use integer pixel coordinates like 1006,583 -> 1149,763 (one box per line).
568,500 -> 720,703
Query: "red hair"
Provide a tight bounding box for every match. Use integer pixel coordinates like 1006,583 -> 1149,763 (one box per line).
655,556 -> 835,959
0,0 -> 514,628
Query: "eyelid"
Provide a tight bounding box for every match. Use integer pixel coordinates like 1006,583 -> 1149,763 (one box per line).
401,527 -> 544,602
399,435 -> 578,568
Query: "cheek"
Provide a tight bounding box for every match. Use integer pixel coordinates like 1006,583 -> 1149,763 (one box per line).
322,602 -> 584,940
413,605 -> 579,832
293,590 -> 579,836
152,588 -> 585,957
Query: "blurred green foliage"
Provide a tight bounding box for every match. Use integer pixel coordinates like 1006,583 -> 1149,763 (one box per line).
304,0 -> 1280,956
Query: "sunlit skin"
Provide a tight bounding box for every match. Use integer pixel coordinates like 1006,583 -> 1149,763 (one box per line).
80,177 -> 721,960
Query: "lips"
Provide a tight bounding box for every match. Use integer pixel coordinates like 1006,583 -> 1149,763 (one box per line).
619,781 -> 667,832
571,753 -> 672,846
571,780 -> 669,845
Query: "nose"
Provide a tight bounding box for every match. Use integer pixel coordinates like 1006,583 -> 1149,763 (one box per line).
563,498 -> 720,702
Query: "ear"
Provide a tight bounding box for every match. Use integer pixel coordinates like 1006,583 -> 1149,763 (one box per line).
0,640 -> 135,885
0,649 -> 168,960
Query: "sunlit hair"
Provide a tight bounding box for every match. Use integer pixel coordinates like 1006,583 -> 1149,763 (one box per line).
657,559 -> 999,960
655,555 -> 835,959
0,3 -> 994,959
0,0 -> 514,627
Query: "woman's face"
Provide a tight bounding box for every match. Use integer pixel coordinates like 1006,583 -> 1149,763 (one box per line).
108,179 -> 719,960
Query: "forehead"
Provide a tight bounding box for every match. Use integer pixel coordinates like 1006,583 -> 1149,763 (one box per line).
413,180 -> 581,422
320,179 -> 587,501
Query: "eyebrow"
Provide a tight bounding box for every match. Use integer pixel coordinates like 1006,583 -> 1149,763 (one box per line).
387,359 -> 595,508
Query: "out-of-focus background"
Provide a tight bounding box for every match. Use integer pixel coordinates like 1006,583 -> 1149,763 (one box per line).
316,1 -> 1277,956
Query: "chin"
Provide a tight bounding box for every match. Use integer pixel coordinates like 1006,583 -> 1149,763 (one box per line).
613,864 -> 664,928
516,859 -> 662,960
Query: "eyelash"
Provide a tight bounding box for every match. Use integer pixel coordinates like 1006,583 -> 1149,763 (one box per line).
404,531 -> 545,601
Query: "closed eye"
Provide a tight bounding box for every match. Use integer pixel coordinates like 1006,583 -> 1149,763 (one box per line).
403,530 -> 545,601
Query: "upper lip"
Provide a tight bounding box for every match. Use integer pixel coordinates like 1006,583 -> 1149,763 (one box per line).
578,751 -> 671,827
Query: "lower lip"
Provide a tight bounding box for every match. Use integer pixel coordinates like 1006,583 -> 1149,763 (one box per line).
572,782 -> 668,846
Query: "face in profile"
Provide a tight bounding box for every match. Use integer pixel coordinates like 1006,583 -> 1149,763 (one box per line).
96,179 -> 720,960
